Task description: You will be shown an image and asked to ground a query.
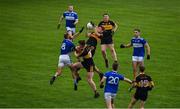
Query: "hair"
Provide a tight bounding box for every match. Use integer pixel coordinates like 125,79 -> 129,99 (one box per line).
98,26 -> 105,31
134,28 -> 141,32
78,40 -> 86,46
139,66 -> 145,72
103,13 -> 109,17
64,33 -> 69,39
112,62 -> 119,71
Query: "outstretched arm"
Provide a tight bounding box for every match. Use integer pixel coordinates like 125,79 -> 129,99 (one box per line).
124,77 -> 132,84
120,43 -> 132,48
73,27 -> 84,39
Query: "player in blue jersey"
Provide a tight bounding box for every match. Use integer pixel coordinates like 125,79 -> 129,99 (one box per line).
49,27 -> 84,87
120,29 -> 150,79
100,63 -> 132,109
57,5 -> 78,35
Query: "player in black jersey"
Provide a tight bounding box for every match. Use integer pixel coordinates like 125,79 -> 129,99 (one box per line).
98,13 -> 118,68
86,26 -> 105,79
128,66 -> 154,109
72,40 -> 100,98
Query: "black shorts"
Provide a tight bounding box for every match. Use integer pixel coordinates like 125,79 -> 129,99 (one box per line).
81,58 -> 94,72
101,37 -> 113,44
134,90 -> 148,101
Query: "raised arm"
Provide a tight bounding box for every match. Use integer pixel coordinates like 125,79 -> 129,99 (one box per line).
73,27 -> 84,39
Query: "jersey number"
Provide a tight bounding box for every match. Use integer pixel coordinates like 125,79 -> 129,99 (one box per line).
61,43 -> 66,50
108,76 -> 119,85
139,80 -> 149,87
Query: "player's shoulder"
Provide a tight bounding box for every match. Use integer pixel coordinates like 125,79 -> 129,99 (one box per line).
109,20 -> 115,24
139,37 -> 145,40
98,21 -> 104,25
117,72 -> 124,77
72,11 -> 78,15
132,37 -> 136,40
145,74 -> 152,79
64,11 -> 69,14
105,71 -> 112,74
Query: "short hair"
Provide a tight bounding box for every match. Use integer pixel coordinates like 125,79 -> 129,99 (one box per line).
98,25 -> 105,31
64,33 -> 69,39
112,62 -> 119,71
78,40 -> 86,46
139,66 -> 145,72
134,28 -> 141,32
103,13 -> 109,17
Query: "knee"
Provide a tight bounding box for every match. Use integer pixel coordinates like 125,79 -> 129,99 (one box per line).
101,50 -> 106,53
110,48 -> 115,53
87,77 -> 93,83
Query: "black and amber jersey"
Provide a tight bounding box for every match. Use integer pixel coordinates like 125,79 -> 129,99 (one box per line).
86,32 -> 102,47
135,73 -> 154,92
78,46 -> 92,59
98,20 -> 115,38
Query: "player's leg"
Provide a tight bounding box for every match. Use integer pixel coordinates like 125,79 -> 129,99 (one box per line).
101,44 -> 109,68
86,66 -> 99,98
66,27 -> 73,38
132,56 -> 138,79
50,56 -> 65,85
71,62 -> 83,90
111,99 -> 115,109
108,44 -> 117,62
132,61 -> 138,79
94,65 -> 104,81
111,93 -> 116,109
140,101 -> 145,109
128,96 -> 138,109
104,93 -> 113,109
71,28 -> 75,34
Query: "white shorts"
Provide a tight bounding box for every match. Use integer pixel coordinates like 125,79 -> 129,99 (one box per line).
66,27 -> 75,34
104,92 -> 117,101
132,56 -> 144,62
58,55 -> 72,67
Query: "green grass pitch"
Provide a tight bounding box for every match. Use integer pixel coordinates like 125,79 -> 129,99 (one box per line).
0,0 -> 180,108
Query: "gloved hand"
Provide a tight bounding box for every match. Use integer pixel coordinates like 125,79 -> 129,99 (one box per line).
100,84 -> 104,88
147,54 -> 150,60
79,27 -> 84,33
120,44 -> 125,48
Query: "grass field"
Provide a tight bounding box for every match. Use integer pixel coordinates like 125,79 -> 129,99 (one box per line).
0,0 -> 180,108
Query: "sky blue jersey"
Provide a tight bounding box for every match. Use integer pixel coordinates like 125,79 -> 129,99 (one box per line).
104,71 -> 124,93
63,11 -> 78,28
60,39 -> 75,55
131,37 -> 147,57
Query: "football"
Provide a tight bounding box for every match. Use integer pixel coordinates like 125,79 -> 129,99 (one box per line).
87,22 -> 94,29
